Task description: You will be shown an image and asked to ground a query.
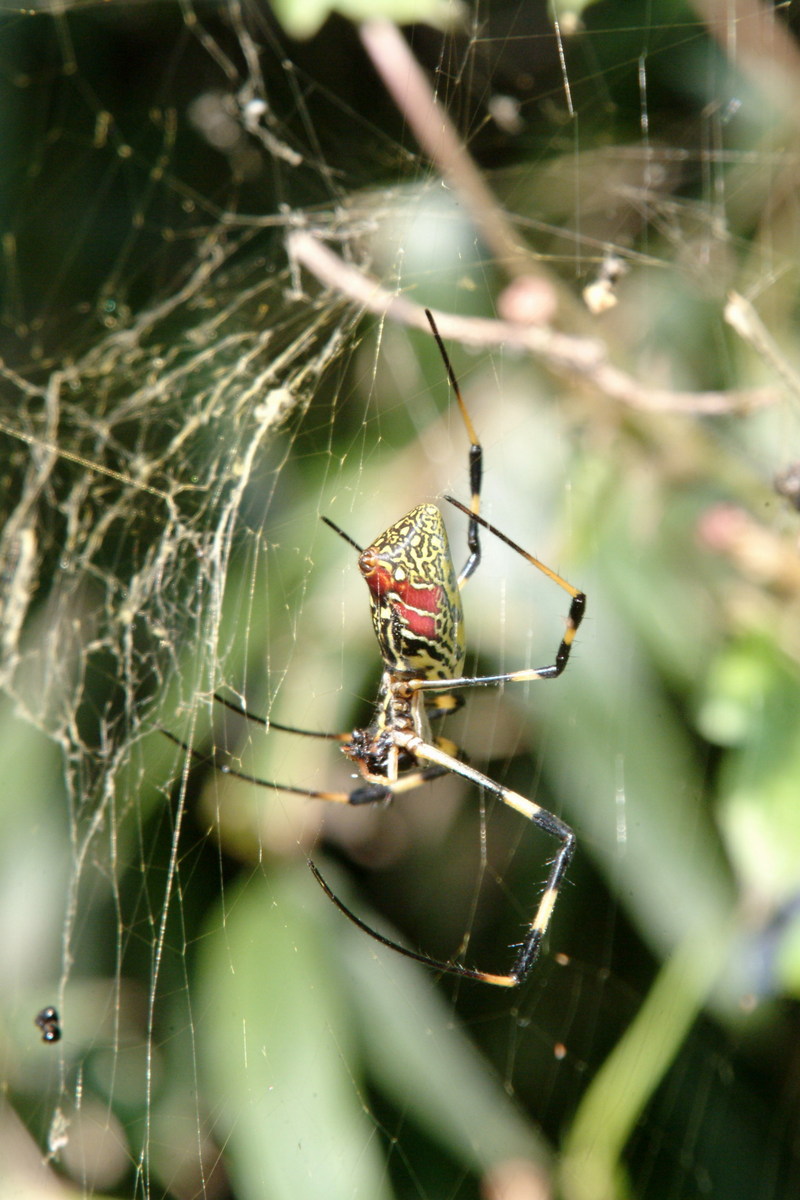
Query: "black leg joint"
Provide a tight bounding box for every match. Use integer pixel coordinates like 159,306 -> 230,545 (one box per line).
468,441 -> 483,503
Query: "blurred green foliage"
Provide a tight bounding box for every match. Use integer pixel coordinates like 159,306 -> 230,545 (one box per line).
2,2 -> 800,1200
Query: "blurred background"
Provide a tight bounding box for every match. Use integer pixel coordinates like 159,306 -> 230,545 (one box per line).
2,1 -> 800,1198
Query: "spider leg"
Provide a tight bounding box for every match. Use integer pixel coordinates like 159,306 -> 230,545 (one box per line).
412,622 -> 582,691
308,859 -> 516,986
160,728 -> 356,803
348,763 -> 449,804
426,692 -> 463,720
408,495 -> 585,689
214,692 -> 348,741
320,514 -> 364,554
306,729 -> 574,988
161,730 -> 450,806
392,731 -> 575,986
424,309 -> 483,588
444,494 -> 585,608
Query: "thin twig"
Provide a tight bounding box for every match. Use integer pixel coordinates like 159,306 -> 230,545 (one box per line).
360,19 -> 533,280
287,229 -> 779,415
725,292 -> 800,410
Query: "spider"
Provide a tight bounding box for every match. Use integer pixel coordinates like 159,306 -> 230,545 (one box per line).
167,310 -> 585,987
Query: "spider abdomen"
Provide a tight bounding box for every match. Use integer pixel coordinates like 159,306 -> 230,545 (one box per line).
359,503 -> 465,680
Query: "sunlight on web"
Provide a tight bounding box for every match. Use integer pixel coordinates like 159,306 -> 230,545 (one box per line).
2,2 -> 800,1199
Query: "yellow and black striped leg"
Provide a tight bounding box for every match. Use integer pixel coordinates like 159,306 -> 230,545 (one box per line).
507,805 -> 575,983
348,764 -> 449,805
412,496 -> 586,692
310,729 -> 575,988
426,692 -> 464,722
394,733 -> 575,986
424,308 -> 483,588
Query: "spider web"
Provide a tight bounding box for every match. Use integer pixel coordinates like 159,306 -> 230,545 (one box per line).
2,2 -> 800,1199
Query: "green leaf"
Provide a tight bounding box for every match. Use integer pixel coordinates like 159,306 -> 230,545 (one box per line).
711,636 -> 800,907
196,866 -> 395,1200
196,862 -> 550,1197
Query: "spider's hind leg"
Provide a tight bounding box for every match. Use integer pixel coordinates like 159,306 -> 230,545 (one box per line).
390,729 -> 575,986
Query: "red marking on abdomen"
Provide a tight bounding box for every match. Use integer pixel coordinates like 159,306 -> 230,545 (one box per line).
362,561 -> 441,640
396,601 -> 436,639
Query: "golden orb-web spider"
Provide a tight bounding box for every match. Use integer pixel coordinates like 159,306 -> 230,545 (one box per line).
168,311 -> 585,987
